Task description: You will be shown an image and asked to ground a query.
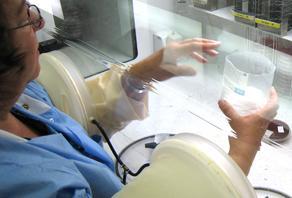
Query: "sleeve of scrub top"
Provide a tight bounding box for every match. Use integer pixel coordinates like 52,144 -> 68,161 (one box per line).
86,65 -> 149,137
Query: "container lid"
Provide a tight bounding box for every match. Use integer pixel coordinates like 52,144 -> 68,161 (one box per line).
266,119 -> 291,143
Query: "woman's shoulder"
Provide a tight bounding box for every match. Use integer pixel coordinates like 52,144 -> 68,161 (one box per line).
24,81 -> 54,106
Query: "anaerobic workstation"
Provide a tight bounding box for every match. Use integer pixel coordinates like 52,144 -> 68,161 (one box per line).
29,0 -> 292,197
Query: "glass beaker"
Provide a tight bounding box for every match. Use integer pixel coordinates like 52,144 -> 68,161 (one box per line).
221,51 -> 276,115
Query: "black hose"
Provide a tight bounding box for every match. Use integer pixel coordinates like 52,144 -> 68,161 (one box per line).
91,118 -> 150,184
254,187 -> 291,198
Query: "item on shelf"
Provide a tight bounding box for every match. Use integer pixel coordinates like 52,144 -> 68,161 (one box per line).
233,0 -> 257,26
255,0 -> 292,35
266,119 -> 290,143
192,0 -> 233,11
221,51 -> 275,115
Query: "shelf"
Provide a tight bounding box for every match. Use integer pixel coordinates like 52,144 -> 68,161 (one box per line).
173,4 -> 292,50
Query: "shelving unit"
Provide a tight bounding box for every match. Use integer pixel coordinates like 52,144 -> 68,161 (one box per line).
175,4 -> 292,46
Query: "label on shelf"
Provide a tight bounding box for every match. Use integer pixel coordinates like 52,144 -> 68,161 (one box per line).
255,18 -> 281,29
233,11 -> 255,21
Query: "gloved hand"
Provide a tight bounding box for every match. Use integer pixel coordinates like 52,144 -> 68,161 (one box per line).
162,38 -> 220,72
218,87 -> 278,146
218,87 -> 278,175
128,38 -> 220,82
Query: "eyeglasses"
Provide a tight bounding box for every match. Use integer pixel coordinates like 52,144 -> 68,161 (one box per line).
8,3 -> 43,31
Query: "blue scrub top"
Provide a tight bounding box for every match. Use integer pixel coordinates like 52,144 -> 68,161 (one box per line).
0,81 -> 123,198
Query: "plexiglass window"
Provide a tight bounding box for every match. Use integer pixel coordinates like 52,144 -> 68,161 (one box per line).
30,0 -> 292,197
31,0 -> 137,77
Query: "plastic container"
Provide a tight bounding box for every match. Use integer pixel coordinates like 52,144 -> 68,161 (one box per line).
256,0 -> 292,35
221,51 -> 276,115
233,0 -> 256,26
114,133 -> 256,198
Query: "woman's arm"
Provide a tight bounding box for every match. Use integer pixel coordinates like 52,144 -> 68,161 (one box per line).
89,38 -> 220,136
218,88 -> 278,175
128,38 -> 220,82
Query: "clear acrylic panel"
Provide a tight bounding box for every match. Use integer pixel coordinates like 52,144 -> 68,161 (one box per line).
30,0 -> 137,77
30,0 -> 292,197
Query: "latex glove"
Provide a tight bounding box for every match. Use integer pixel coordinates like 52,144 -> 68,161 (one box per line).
128,38 -> 220,82
160,38 -> 220,76
218,87 -> 278,146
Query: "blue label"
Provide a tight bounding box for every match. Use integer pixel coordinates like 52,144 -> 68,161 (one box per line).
234,87 -> 245,96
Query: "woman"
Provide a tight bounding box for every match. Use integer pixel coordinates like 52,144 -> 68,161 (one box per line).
0,0 -> 278,197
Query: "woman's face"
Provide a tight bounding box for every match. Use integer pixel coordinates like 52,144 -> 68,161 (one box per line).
5,0 -> 44,82
0,0 -> 45,119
